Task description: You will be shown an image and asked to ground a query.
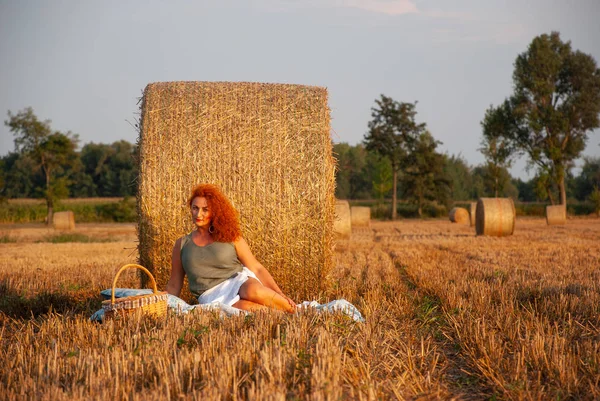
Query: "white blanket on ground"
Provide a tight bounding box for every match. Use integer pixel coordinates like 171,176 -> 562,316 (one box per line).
91,288 -> 365,323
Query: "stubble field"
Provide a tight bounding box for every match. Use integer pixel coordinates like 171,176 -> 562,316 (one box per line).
1,218 -> 599,400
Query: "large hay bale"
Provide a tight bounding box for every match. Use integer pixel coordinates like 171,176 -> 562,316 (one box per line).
333,200 -> 351,239
137,81 -> 336,301
53,211 -> 75,230
350,206 -> 371,227
449,207 -> 469,224
475,198 -> 515,236
469,202 -> 477,226
546,205 -> 566,225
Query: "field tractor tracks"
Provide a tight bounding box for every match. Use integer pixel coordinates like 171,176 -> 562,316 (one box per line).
388,248 -> 495,400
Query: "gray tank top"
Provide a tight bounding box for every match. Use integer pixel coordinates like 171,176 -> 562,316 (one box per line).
180,233 -> 243,297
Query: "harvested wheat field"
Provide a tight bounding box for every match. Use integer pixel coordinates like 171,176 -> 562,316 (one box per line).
1,218 -> 599,400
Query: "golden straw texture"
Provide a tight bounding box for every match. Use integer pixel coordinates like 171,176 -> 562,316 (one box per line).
137,81 -> 336,301
475,198 -> 515,236
53,211 -> 75,230
350,206 -> 371,227
449,207 -> 469,224
469,202 -> 477,227
334,200 -> 351,239
546,205 -> 567,225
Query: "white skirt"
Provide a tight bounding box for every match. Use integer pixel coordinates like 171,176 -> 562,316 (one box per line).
197,266 -> 261,306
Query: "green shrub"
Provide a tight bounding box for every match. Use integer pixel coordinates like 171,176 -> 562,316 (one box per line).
0,198 -> 137,223
0,234 -> 16,243
515,203 -> 546,217
370,203 -> 391,219
348,199 -> 597,220
95,198 -> 136,222
41,233 -> 117,243
589,187 -> 600,217
423,202 -> 447,218
0,203 -> 48,223
567,201 -> 596,216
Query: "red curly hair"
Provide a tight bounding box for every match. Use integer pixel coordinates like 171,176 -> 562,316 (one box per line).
188,184 -> 242,243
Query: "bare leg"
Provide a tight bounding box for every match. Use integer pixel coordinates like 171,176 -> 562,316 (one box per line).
238,278 -> 296,313
231,299 -> 267,312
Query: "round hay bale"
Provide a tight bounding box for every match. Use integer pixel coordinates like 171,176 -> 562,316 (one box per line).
137,81 -> 336,302
351,206 -> 371,227
469,202 -> 477,226
449,207 -> 469,224
53,211 -> 75,230
475,198 -> 515,236
546,205 -> 566,225
334,200 -> 351,239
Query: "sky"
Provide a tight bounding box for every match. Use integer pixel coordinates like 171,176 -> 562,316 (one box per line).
1,0 -> 599,180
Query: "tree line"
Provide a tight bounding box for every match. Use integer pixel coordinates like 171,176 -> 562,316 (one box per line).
346,31 -> 600,218
1,31 -> 599,222
1,107 -> 137,221
334,141 -> 600,204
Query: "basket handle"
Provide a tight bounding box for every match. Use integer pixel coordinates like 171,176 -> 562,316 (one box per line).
110,264 -> 159,304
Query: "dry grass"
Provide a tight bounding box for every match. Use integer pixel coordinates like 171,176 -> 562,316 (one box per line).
0,223 -> 137,243
1,219 -> 599,400
7,198 -> 125,205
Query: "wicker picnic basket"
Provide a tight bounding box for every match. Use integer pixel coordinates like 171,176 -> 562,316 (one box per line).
102,264 -> 168,320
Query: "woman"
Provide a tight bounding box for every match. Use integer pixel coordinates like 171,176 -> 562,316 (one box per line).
166,184 -> 296,313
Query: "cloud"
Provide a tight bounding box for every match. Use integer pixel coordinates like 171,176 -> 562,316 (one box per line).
422,8 -> 477,22
338,0 -> 418,16
431,22 -> 529,45
254,0 -> 419,16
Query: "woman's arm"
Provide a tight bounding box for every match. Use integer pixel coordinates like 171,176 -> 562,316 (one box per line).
234,237 -> 288,296
165,238 -> 185,297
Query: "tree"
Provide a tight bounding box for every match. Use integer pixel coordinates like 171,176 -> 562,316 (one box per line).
108,140 -> 138,196
480,104 -> 517,197
80,140 -> 138,197
368,154 -> 393,202
80,142 -> 113,196
5,108 -> 78,224
513,177 -> 536,202
0,152 -> 39,198
443,154 -> 474,201
401,131 -> 449,217
472,164 -> 518,199
364,95 -> 426,219
491,32 -> 600,207
573,157 -> 600,201
333,142 -> 370,199
589,186 -> 600,217
532,171 -> 557,202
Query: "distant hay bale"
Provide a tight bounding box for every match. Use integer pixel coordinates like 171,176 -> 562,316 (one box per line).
546,205 -> 566,225
351,206 -> 371,227
470,202 -> 477,226
53,211 -> 75,230
334,200 -> 351,239
449,207 -> 469,224
137,81 -> 336,301
475,198 -> 515,236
